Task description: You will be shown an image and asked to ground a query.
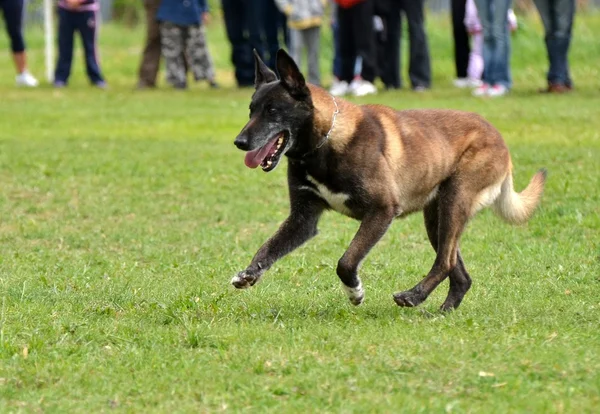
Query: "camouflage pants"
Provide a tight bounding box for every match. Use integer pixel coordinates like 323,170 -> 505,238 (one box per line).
159,22 -> 215,87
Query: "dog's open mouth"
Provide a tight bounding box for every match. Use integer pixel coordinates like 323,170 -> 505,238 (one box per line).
244,132 -> 288,172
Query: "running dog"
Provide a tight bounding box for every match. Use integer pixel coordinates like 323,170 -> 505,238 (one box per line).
231,49 -> 546,311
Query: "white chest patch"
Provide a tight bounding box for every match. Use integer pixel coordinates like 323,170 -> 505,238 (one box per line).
302,175 -> 352,216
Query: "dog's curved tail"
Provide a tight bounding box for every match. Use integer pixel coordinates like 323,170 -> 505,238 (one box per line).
493,168 -> 547,225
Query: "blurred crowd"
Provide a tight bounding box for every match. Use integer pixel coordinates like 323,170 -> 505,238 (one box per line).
1,0 -> 576,96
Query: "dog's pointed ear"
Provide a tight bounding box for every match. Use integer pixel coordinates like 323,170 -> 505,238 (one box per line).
254,49 -> 277,88
276,49 -> 309,98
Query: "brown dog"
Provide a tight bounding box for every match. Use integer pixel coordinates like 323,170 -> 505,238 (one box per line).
231,49 -> 546,311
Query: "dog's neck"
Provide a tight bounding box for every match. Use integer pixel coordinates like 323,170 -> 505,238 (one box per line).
298,85 -> 340,158
313,94 -> 339,150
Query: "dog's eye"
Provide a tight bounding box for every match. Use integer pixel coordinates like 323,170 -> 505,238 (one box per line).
267,107 -> 277,115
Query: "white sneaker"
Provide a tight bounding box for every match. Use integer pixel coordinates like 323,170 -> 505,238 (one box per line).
487,84 -> 508,97
351,79 -> 377,97
330,80 -> 350,96
453,78 -> 470,88
16,71 -> 39,87
472,83 -> 490,97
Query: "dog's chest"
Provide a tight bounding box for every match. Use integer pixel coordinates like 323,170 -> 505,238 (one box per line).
303,175 -> 352,216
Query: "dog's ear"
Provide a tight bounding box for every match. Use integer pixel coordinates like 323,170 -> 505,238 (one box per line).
276,49 -> 309,98
254,49 -> 277,88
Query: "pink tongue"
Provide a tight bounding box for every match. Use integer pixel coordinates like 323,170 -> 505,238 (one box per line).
244,136 -> 278,169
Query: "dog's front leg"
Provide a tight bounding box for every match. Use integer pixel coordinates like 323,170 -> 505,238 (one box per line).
337,208 -> 395,305
231,201 -> 324,289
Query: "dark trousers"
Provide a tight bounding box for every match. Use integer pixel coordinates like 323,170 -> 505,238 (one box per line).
451,0 -> 470,79
54,8 -> 104,84
221,0 -> 264,86
0,0 -> 26,53
375,0 -> 401,88
338,0 -> 376,83
137,0 -> 161,87
533,0 -> 575,87
262,0 -> 288,69
400,0 -> 431,88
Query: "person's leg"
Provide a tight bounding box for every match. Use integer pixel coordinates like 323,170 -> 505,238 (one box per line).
160,22 -> 187,88
378,1 -> 402,89
451,0 -> 470,79
245,0 -> 265,66
137,0 -> 162,87
3,0 -> 26,71
401,0 -> 431,88
352,0 -> 377,84
288,28 -> 303,69
77,10 -> 105,85
534,0 -> 575,88
467,32 -> 484,80
54,8 -> 75,84
221,0 -> 253,86
331,17 -> 342,80
305,26 -> 321,86
554,0 -> 575,88
187,24 -> 215,82
262,0 -> 281,70
474,0 -> 492,86
489,0 -> 512,89
337,6 -> 356,83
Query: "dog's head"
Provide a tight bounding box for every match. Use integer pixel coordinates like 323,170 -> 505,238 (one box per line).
234,49 -> 313,172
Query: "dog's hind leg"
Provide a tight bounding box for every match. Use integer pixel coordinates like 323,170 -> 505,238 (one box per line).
394,179 -> 472,308
337,208 -> 396,305
231,199 -> 325,289
422,199 -> 473,311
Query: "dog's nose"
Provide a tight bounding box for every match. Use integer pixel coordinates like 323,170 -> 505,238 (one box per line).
234,134 -> 249,150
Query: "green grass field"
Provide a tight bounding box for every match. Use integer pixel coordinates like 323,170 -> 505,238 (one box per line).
1,11 -> 599,413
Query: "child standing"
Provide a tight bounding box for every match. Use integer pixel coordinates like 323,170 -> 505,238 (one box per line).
275,0 -> 325,86
156,0 -> 216,89
54,0 -> 106,88
463,0 -> 517,90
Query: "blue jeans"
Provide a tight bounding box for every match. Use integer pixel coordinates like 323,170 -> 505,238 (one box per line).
533,0 -> 575,87
474,0 -> 512,89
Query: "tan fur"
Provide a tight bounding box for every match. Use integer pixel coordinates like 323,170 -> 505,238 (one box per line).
492,168 -> 547,224
308,85 -> 361,153
309,90 -> 545,226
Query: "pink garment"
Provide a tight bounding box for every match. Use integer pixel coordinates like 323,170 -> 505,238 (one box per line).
467,32 -> 484,80
464,0 -> 517,81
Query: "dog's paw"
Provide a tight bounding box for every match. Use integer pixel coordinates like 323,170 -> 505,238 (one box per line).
342,282 -> 365,306
393,288 -> 425,308
231,270 -> 260,289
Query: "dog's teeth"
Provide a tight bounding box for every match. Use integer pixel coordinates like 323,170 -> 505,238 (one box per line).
277,137 -> 283,145
266,160 -> 272,167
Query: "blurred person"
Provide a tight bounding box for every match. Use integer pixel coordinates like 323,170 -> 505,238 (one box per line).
451,0 -> 472,88
372,0 -> 430,91
157,0 -> 216,89
533,0 -> 575,93
472,0 -> 513,98
275,0 -> 325,86
330,1 -> 362,91
54,0 -> 106,88
136,0 -> 162,88
1,0 -> 39,86
399,0 -> 431,91
221,0 -> 264,87
374,0 -> 400,89
264,0 -> 289,70
463,0 -> 517,89
330,0 -> 377,97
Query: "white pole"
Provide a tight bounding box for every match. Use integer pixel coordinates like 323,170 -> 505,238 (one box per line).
43,0 -> 54,82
